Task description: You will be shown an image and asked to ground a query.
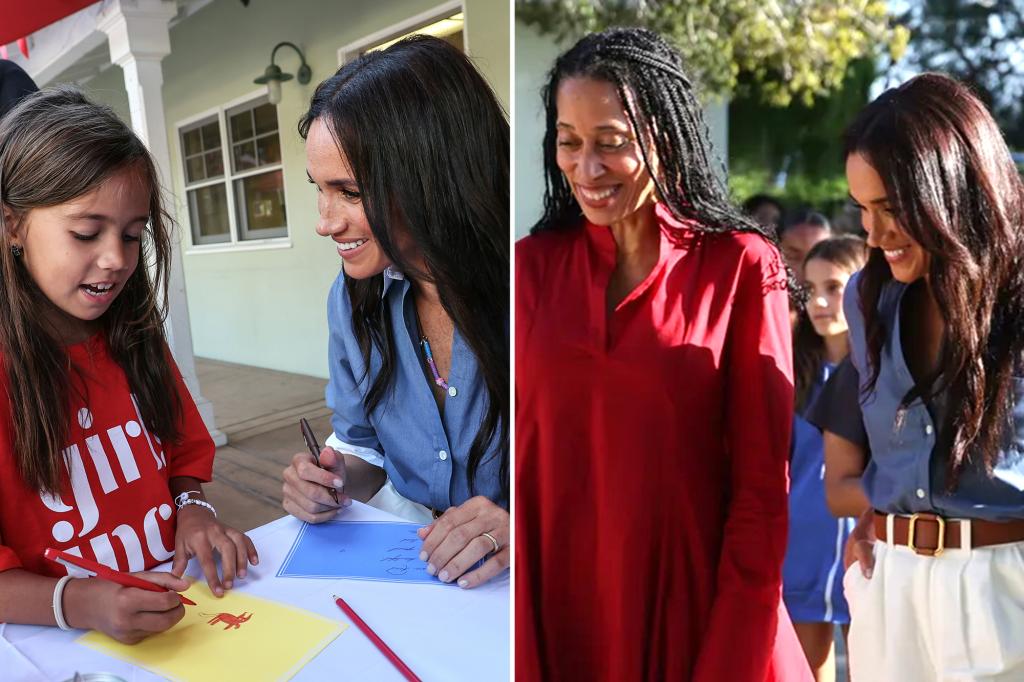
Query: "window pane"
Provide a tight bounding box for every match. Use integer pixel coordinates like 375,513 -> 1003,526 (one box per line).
185,155 -> 205,183
256,134 -> 281,166
253,103 -> 277,135
183,129 -> 202,156
201,122 -> 221,150
232,141 -> 257,172
187,185 -> 229,241
234,170 -> 286,237
204,150 -> 224,178
230,110 -> 253,142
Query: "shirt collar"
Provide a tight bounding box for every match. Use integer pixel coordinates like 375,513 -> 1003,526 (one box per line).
381,266 -> 406,298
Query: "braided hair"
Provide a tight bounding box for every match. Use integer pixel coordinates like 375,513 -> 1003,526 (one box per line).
533,27 -> 799,301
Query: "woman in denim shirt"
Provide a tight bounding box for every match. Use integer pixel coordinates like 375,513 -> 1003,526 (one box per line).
831,73 -> 1024,680
280,36 -> 509,589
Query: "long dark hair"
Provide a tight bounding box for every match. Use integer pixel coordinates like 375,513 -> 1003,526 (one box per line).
532,27 -> 799,300
843,73 -> 1024,484
793,236 -> 867,409
0,86 -> 180,494
298,36 -> 509,502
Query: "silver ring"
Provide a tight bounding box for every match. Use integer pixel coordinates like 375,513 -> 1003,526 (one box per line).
481,531 -> 500,554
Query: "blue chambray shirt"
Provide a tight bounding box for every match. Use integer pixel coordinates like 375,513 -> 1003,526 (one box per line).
845,271 -> 1024,521
325,267 -> 505,510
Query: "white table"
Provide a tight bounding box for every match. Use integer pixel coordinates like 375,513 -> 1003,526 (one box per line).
0,502 -> 510,681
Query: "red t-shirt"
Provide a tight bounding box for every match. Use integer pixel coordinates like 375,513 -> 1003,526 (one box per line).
0,334 -> 214,577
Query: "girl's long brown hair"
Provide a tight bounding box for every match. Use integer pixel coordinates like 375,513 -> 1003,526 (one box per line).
0,86 -> 181,494
792,236 -> 867,410
843,73 -> 1024,487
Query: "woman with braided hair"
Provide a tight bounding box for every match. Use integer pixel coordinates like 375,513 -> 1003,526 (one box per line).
516,28 -> 811,681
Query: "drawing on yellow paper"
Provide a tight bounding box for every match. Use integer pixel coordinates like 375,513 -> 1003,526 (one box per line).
77,583 -> 346,681
202,610 -> 253,630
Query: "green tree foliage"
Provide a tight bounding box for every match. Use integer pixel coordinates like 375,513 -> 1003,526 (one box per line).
727,58 -> 876,214
517,0 -> 909,106
891,0 -> 1024,148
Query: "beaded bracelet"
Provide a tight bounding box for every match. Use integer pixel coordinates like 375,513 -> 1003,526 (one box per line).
177,497 -> 217,517
174,490 -> 217,517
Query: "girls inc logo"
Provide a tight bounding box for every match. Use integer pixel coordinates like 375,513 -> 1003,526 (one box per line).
38,397 -> 175,574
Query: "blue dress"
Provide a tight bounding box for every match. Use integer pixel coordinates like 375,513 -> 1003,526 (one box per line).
782,361 -> 854,624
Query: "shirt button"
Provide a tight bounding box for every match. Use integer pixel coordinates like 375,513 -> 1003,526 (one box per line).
448,386 -> 457,397
439,450 -> 448,461
925,424 -> 933,435
916,488 -> 926,499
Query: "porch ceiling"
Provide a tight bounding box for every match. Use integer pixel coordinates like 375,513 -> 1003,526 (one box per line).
4,0 -> 215,86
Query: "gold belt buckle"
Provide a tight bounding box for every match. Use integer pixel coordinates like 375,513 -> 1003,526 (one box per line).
907,512 -> 945,557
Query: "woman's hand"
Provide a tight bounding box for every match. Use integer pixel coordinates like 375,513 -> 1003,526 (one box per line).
417,496 -> 509,589
171,505 -> 258,596
844,507 -> 876,578
64,571 -> 189,644
282,446 -> 352,522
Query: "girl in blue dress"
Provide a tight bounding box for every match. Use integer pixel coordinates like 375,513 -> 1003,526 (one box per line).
784,235 -> 866,681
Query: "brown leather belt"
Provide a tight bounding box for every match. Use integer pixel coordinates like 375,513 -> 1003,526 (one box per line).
874,511 -> 1024,557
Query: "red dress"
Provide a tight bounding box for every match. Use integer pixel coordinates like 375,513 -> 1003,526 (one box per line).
516,204 -> 811,681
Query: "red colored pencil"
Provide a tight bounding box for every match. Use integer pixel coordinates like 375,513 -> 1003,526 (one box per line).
44,547 -> 196,606
333,594 -> 421,682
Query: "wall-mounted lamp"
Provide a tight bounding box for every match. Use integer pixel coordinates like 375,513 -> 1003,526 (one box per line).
253,41 -> 312,106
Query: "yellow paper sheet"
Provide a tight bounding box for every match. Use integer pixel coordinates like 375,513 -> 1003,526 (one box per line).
77,583 -> 347,682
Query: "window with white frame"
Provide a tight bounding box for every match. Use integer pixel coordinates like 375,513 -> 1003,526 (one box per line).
338,2 -> 465,64
179,96 -> 287,246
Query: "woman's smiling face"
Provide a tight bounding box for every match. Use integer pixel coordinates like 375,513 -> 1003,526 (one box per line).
846,152 -> 930,283
554,77 -> 657,226
306,117 -> 392,279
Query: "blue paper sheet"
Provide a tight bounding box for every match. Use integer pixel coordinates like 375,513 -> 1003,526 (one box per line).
277,520 -> 451,584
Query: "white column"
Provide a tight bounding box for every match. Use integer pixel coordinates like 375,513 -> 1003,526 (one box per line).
98,0 -> 226,446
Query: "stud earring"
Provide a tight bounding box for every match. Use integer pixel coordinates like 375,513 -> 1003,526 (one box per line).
10,244 -> 22,257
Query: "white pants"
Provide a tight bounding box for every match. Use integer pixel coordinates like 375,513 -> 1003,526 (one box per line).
845,535 -> 1024,681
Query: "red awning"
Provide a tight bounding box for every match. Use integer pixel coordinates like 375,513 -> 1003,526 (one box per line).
0,0 -> 100,50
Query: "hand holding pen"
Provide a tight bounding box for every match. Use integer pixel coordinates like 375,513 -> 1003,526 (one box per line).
282,419 -> 352,523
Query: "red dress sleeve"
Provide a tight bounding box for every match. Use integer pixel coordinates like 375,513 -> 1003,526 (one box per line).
692,237 -> 802,682
164,356 -> 215,482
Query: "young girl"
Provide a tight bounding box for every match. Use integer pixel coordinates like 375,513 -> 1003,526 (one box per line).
783,236 -> 866,682
837,73 -> 1024,680
0,87 -> 256,644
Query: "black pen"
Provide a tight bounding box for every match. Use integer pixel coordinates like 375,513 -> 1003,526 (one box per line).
299,418 -> 340,505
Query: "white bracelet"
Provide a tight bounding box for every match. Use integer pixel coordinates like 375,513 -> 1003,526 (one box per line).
173,490 -> 203,507
177,497 -> 217,517
52,575 -> 74,631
